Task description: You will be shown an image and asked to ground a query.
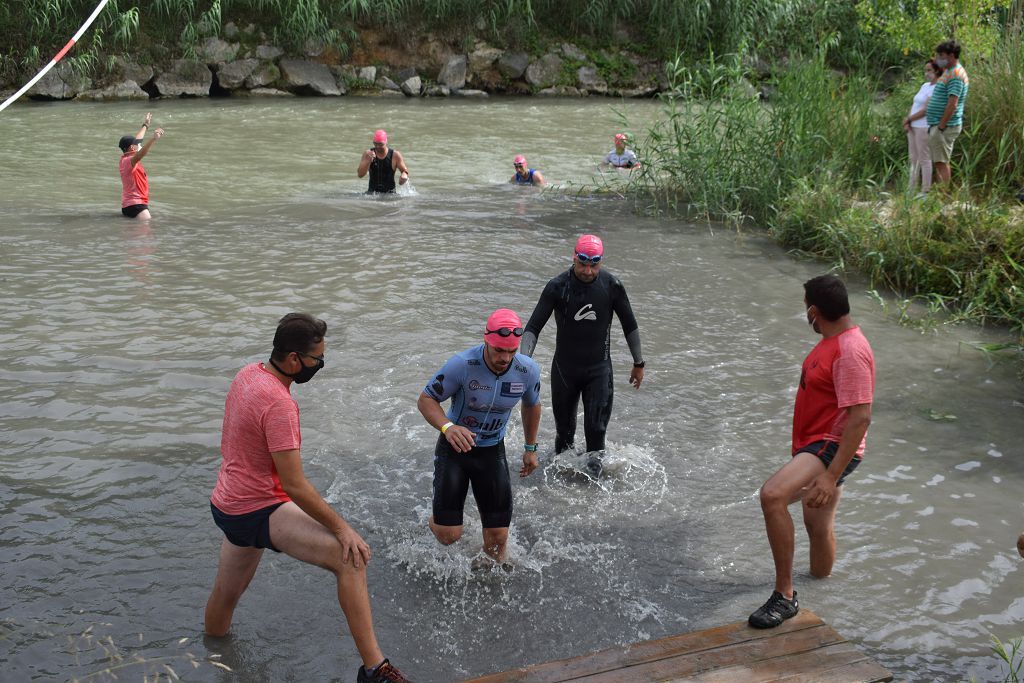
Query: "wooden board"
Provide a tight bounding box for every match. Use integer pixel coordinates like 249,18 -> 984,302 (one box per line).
466,610 -> 892,683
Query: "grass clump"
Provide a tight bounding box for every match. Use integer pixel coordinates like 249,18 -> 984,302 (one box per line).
629,14 -> 1024,352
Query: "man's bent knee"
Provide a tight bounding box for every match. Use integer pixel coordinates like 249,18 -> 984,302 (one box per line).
429,517 -> 463,545
482,527 -> 509,550
759,483 -> 790,510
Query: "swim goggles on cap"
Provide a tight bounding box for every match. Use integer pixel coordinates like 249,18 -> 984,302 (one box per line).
576,253 -> 602,264
486,327 -> 525,337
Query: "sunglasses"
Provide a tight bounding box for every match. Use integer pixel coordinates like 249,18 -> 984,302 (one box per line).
486,327 -> 525,338
296,351 -> 325,367
576,253 -> 602,265
514,163 -> 525,169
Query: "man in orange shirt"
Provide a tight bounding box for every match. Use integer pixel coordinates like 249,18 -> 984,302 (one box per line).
749,275 -> 875,629
118,112 -> 164,219
205,313 -> 409,683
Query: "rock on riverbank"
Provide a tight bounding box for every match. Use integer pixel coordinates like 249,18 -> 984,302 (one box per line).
19,31 -> 665,103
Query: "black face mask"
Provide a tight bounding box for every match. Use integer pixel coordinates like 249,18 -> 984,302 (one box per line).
270,354 -> 323,384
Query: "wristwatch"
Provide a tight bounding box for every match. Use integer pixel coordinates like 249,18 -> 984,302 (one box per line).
524,443 -> 538,452
633,360 -> 645,368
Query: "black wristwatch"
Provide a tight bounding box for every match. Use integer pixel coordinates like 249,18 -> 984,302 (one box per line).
939,125 -> 947,132
633,360 -> 645,368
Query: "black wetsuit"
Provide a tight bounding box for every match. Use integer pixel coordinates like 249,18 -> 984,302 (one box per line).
367,149 -> 396,194
522,268 -> 641,453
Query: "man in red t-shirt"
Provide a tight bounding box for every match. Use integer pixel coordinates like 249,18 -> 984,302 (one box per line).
204,313 -> 409,683
749,275 -> 875,629
118,111 -> 164,220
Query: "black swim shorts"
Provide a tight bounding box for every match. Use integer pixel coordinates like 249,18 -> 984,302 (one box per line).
432,436 -> 512,528
122,204 -> 149,218
796,440 -> 861,486
210,501 -> 284,551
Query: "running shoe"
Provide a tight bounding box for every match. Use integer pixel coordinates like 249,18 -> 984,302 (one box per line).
584,454 -> 603,478
747,590 -> 799,629
357,659 -> 410,683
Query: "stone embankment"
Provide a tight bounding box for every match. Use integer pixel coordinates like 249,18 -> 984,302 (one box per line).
20,26 -> 667,102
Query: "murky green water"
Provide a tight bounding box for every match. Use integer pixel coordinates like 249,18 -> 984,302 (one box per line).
1,97 -> 1021,682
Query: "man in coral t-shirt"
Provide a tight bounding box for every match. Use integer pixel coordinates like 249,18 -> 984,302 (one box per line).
748,275 -> 875,629
118,111 -> 164,220
204,313 -> 408,683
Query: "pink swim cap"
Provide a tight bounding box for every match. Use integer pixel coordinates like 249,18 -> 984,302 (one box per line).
373,129 -> 388,143
575,234 -> 604,257
484,308 -> 523,350
614,133 -> 627,142
513,154 -> 527,165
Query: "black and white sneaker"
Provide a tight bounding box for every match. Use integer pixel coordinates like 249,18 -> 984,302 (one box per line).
748,590 -> 799,629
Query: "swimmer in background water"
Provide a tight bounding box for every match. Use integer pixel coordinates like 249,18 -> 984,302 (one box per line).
600,133 -> 640,170
357,129 -> 409,194
510,155 -> 546,187
118,112 -> 164,219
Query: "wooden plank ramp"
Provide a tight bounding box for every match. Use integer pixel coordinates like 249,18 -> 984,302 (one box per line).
465,609 -> 893,683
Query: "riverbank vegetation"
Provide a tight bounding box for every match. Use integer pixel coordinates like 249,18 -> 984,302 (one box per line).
1,0 -> 901,86
630,2 -> 1024,365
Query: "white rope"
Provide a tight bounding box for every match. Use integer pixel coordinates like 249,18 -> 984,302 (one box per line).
0,0 -> 111,113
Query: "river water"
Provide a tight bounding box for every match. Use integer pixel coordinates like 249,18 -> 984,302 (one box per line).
0,97 -> 1021,682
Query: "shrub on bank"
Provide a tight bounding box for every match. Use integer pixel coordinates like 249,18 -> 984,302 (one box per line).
637,40 -> 1024,339
0,0 -> 920,89
773,186 -> 1024,330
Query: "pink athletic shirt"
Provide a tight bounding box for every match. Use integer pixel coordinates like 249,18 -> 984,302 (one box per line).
792,326 -> 875,457
119,152 -> 149,207
211,363 -> 300,515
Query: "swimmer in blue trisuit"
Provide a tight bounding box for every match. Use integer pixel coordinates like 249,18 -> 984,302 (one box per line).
600,133 -> 641,170
417,308 -> 542,564
520,234 -> 645,478
357,129 -> 409,194
510,154 -> 546,187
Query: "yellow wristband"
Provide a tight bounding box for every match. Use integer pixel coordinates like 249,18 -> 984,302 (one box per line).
441,421 -> 454,434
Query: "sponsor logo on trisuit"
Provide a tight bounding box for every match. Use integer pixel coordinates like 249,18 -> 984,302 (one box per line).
574,304 -> 597,321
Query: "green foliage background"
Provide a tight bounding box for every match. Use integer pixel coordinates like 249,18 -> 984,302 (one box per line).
0,0 -> 905,83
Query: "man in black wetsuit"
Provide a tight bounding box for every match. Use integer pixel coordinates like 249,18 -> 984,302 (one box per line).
520,234 -> 645,476
357,129 -> 409,193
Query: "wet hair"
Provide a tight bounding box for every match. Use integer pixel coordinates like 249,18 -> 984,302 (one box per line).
803,274 -> 850,322
926,59 -> 944,78
936,40 -> 961,59
271,313 -> 327,360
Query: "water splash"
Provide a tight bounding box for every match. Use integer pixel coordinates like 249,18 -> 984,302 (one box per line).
541,441 -> 668,514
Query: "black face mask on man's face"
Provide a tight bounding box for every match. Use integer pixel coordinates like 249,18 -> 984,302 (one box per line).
270,354 -> 324,384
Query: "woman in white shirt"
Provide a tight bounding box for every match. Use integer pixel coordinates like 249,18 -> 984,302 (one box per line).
903,60 -> 942,193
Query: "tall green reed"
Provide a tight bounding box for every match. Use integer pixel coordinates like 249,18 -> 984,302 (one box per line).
633,42 -> 1023,337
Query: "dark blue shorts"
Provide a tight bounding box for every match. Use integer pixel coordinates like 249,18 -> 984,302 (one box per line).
795,440 -> 861,486
210,501 -> 284,552
432,436 -> 512,528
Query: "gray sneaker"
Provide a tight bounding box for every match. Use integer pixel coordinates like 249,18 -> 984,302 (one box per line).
748,590 -> 798,629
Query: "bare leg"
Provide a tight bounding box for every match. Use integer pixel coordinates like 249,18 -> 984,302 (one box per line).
803,485 -> 844,578
429,516 -> 463,545
758,453 -> 826,598
482,527 -> 509,562
907,131 -> 919,192
135,209 -> 152,220
934,161 -> 951,185
268,502 -> 384,669
205,539 -> 263,636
